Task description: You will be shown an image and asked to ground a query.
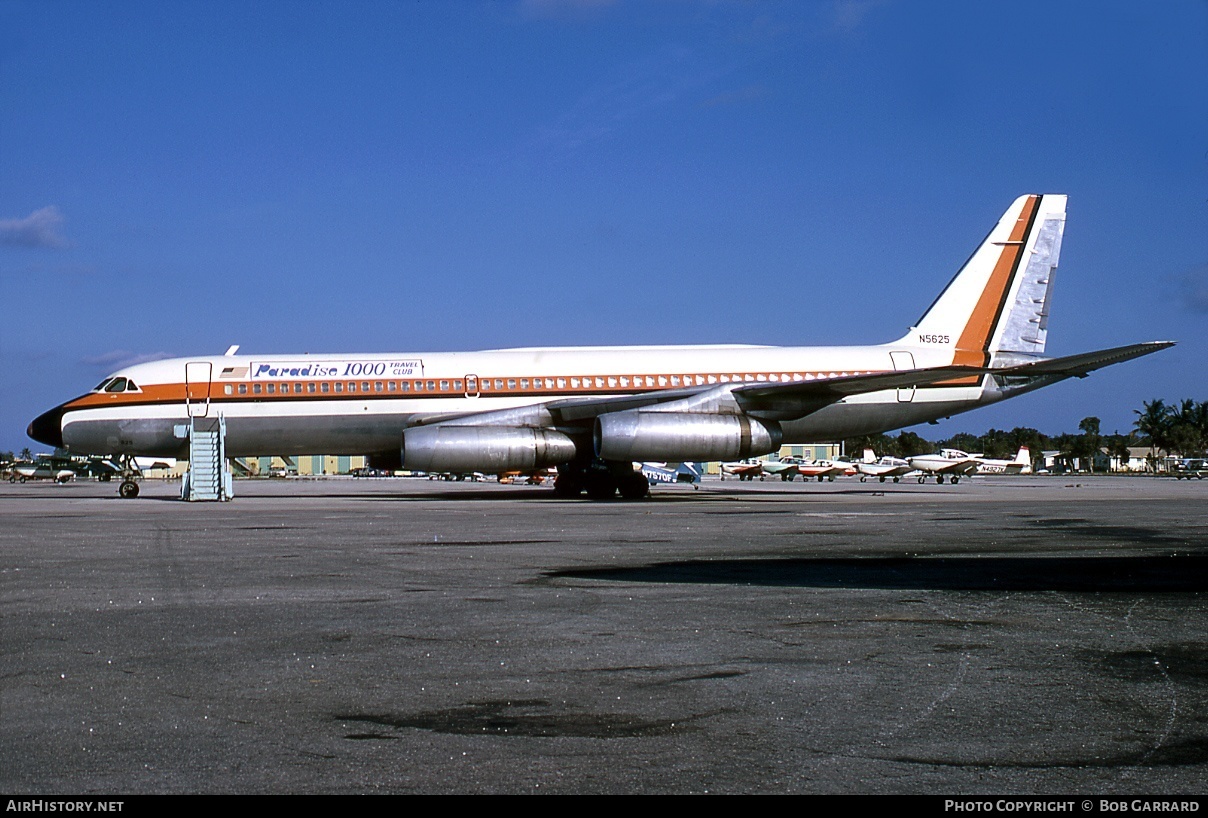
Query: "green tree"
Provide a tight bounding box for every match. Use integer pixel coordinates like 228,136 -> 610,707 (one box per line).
1134,399 -> 1173,463
1078,417 -> 1101,473
895,431 -> 933,457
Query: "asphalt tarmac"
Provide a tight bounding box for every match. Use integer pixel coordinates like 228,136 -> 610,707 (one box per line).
2,475 -> 1206,794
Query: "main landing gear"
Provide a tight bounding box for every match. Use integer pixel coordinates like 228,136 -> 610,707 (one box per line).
553,462 -> 649,501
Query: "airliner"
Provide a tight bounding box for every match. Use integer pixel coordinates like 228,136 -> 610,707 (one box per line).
27,195 -> 1172,499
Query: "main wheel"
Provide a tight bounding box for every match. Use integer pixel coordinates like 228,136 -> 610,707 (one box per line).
119,480 -> 140,498
553,474 -> 582,498
617,473 -> 649,500
584,475 -> 617,501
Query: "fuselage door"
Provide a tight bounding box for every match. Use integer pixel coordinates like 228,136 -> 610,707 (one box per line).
889,351 -> 916,403
464,374 -> 480,399
185,361 -> 213,418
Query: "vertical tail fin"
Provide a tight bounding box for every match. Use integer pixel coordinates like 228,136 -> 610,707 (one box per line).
902,194 -> 1067,366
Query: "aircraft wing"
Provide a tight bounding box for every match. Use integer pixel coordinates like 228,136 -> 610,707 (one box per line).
992,341 -> 1174,379
729,365 -> 986,420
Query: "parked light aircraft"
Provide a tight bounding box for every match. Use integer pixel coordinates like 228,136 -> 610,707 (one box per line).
28,194 -> 1172,499
10,459 -> 75,484
974,446 -> 1031,474
795,460 -> 851,482
856,450 -> 915,483
721,460 -> 764,481
640,462 -> 701,487
908,449 -> 981,483
760,459 -> 801,481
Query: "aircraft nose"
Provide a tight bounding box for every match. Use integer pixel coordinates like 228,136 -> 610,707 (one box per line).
27,406 -> 66,449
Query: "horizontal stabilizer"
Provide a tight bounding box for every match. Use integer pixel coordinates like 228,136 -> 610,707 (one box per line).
994,341 -> 1175,379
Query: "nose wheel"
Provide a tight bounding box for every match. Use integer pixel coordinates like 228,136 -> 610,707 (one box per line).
115,455 -> 141,499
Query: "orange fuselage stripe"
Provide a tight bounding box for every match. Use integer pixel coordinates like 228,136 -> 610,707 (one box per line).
64,369 -> 890,410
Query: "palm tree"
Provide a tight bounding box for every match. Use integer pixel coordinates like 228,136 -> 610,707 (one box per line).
1078,417 -> 1101,473
1134,399 -> 1173,469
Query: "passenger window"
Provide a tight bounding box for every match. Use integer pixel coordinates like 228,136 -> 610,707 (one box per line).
507,379 -> 516,390
348,382 -> 357,392
294,383 -> 302,394
375,382 -> 383,392
224,385 -> 233,395
267,384 -> 276,394
321,382 -> 330,393
387,381 -> 396,392
239,384 -> 248,394
361,382 -> 370,391
307,383 -> 316,393
454,380 -> 463,391
520,378 -> 529,389
253,384 -> 262,394
335,383 -> 343,393
400,381 -> 410,392
426,380 -> 435,391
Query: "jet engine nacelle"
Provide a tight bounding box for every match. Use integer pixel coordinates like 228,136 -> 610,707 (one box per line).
594,412 -> 783,462
401,425 -> 577,474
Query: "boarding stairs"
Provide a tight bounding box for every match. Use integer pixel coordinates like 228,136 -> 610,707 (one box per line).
182,414 -> 233,501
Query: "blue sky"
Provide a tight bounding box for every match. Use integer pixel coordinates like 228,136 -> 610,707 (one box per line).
2,0 -> 1205,454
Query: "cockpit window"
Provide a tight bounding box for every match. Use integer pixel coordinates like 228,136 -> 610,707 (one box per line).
104,377 -> 129,393
124,380 -> 139,392
94,378 -> 114,392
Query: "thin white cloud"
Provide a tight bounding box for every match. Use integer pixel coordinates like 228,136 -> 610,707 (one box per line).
699,83 -> 770,109
0,206 -> 68,249
831,0 -> 885,34
1177,263 -> 1208,313
520,0 -> 618,20
537,45 -> 727,150
80,350 -> 174,370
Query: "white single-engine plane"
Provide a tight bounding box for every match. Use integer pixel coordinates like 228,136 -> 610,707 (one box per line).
28,195 -> 1172,499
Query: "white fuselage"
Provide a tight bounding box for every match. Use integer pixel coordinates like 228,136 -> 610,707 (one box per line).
49,341 -> 997,459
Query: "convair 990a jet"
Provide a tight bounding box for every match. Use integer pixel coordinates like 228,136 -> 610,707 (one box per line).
28,195 -> 1172,499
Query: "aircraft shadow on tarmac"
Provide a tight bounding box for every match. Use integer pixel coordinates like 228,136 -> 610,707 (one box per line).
547,554 -> 1208,592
